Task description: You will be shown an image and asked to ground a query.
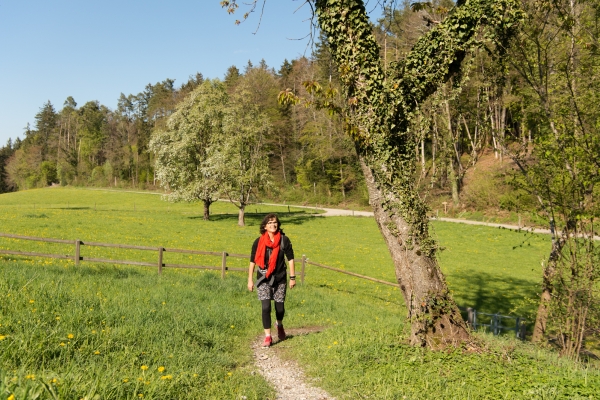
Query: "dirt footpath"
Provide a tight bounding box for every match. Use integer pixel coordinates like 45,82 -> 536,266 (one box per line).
252,327 -> 335,400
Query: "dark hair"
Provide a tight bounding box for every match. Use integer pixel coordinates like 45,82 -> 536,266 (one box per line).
259,213 -> 281,234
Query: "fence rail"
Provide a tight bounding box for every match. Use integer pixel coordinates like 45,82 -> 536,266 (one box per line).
304,259 -> 400,288
0,232 -> 400,288
0,232 -> 248,278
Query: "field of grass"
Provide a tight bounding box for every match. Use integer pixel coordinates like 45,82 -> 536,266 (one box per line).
1,188 -> 599,399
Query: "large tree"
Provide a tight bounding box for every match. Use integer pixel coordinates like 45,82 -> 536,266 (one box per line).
150,80 -> 227,220
223,0 -> 523,348
207,72 -> 272,226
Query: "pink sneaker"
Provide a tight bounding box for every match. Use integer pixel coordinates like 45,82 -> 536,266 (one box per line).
276,323 -> 286,341
262,335 -> 272,347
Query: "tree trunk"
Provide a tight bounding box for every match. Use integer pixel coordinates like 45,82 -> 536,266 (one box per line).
360,158 -> 471,347
448,160 -> 460,206
203,199 -> 211,221
238,205 -> 245,226
532,287 -> 552,342
421,138 -> 426,177
340,159 -> 345,199
532,233 -> 565,342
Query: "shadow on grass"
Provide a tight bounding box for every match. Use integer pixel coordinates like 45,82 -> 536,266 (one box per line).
193,212 -> 317,227
451,270 -> 538,316
67,264 -> 144,279
55,207 -> 91,210
278,326 -> 327,343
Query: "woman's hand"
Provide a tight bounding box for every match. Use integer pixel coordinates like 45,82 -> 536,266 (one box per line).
289,279 -> 296,289
248,280 -> 254,292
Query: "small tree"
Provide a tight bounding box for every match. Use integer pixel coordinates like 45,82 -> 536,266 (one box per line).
505,0 -> 600,357
206,76 -> 272,226
150,80 -> 227,220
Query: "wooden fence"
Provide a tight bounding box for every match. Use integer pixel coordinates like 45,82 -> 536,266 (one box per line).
467,307 -> 527,340
0,232 -> 400,288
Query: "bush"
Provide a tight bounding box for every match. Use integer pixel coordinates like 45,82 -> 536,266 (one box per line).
40,161 -> 57,185
462,170 -> 504,209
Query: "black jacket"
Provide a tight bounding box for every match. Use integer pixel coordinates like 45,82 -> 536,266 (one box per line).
250,234 -> 294,286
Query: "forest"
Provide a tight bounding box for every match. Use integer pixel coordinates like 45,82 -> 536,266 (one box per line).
0,0 -> 598,222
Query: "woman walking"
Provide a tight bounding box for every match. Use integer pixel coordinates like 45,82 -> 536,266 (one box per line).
248,213 -> 296,347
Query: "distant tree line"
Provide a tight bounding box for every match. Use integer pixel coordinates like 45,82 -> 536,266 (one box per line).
0,49 -> 364,210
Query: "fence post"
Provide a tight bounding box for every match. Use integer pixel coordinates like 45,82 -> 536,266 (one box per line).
75,240 -> 81,266
492,314 -> 499,335
158,247 -> 163,275
221,251 -> 227,279
467,307 -> 474,328
472,309 -> 478,330
519,320 -> 527,340
301,255 -> 306,285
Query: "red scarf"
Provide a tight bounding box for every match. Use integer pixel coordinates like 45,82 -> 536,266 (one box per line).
255,231 -> 281,278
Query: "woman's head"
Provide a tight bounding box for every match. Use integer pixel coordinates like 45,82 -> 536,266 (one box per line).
260,213 -> 281,234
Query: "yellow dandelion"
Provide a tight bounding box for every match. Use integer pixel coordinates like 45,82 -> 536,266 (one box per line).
25,374 -> 35,380
158,366 -> 165,372
137,377 -> 144,382
140,365 -> 148,371
29,300 -> 34,304
8,394 -> 15,400
60,342 -> 65,347
334,341 -> 338,345
123,378 -> 129,383
67,334 -> 74,339
0,335 -> 7,341
227,372 -> 232,376
94,350 -> 100,355
50,378 -> 58,384
160,375 -> 173,380
230,325 -> 235,329
92,330 -> 96,334
193,373 -> 198,377
138,394 -> 144,398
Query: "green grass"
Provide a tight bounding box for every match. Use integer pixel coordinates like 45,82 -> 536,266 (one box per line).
0,264 -> 273,399
432,221 -> 551,320
1,187 -> 598,399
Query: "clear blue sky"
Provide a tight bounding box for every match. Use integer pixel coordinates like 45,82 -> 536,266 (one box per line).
0,0 -> 317,145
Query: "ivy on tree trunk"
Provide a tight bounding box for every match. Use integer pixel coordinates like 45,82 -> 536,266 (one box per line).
313,0 -> 522,348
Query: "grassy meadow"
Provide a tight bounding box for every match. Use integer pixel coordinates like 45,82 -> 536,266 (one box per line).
1,188 -> 599,399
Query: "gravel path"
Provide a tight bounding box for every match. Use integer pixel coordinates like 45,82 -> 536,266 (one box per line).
251,328 -> 335,400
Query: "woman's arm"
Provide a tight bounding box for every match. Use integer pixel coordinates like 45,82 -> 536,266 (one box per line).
288,259 -> 296,289
248,261 -> 255,291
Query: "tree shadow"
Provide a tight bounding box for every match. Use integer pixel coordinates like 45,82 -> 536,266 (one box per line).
55,207 -> 90,210
449,270 -> 539,317
190,212 -> 318,227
